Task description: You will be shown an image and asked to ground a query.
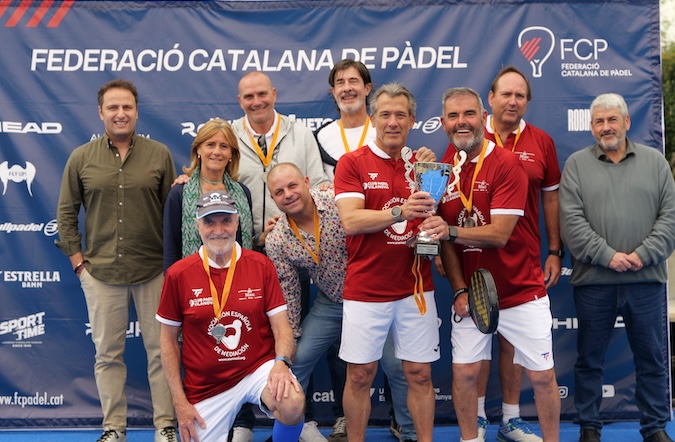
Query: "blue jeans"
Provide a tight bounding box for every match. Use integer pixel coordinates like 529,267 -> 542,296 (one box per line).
293,292 -> 417,440
381,332 -> 416,441
574,283 -> 669,437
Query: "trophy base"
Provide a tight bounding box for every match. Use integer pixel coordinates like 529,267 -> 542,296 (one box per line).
414,240 -> 440,257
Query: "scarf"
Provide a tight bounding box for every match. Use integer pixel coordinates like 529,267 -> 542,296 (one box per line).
181,167 -> 253,256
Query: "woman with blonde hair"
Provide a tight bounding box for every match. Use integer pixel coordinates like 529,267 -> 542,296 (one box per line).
163,118 -> 253,271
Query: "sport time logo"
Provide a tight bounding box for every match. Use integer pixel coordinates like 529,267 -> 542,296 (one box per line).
0,1 -> 73,28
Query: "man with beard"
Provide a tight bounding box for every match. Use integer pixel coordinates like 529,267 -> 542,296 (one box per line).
158,190 -> 305,442
468,66 -> 562,442
334,83 -> 440,442
420,87 -> 560,442
560,93 -> 675,442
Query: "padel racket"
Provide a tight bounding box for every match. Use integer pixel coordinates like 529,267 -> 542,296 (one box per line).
468,268 -> 499,334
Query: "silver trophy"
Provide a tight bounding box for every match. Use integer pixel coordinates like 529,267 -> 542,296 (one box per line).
402,148 -> 467,256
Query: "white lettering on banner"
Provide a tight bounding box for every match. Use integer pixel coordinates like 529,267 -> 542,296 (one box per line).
31,44 -> 469,72
0,312 -> 46,342
567,109 -> 591,132
0,271 -> 60,289
0,222 -> 44,233
552,316 -> 625,330
312,390 -> 336,403
85,321 -> 142,339
0,121 -> 62,134
380,41 -> 467,69
433,388 -> 452,401
560,38 -> 608,61
0,392 -> 64,408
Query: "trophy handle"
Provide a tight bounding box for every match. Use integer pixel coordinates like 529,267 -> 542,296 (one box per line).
401,147 -> 417,194
447,150 -> 467,194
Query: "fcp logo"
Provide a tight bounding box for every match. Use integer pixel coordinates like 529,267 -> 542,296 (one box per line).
518,26 -> 555,78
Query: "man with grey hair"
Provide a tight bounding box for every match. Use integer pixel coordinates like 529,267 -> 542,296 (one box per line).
334,83 -> 440,442
158,190 -> 305,442
560,93 -> 675,442
421,86 -> 560,442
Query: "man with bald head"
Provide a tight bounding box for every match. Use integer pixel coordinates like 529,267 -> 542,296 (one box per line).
264,163 -> 348,439
231,71 -> 329,248
230,73 -> 329,441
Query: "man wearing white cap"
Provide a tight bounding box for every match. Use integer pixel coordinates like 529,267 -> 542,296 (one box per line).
157,190 -> 305,442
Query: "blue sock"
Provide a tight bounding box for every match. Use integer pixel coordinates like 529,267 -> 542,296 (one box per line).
272,418 -> 304,441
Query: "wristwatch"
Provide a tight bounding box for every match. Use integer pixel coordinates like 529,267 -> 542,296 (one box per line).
391,206 -> 404,223
447,225 -> 458,242
274,356 -> 293,368
548,249 -> 565,258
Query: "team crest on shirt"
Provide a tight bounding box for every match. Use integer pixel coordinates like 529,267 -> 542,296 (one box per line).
210,311 -> 253,360
238,287 -> 262,301
382,197 -> 414,244
188,287 -> 212,307
363,171 -> 390,190
517,150 -> 535,163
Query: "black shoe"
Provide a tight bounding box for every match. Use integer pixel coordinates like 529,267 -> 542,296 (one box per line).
645,430 -> 674,442
579,428 -> 601,442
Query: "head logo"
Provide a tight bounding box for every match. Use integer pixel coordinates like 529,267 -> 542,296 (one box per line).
0,162 -> 36,196
518,26 -> 555,78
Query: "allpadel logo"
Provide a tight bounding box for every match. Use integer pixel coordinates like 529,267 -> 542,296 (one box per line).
518,26 -> 555,78
0,1 -> 73,28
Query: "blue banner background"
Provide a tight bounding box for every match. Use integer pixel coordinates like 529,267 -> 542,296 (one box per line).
0,0 -> 665,428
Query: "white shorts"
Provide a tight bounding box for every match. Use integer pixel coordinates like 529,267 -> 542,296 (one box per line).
451,296 -> 554,371
339,291 -> 440,364
192,359 -> 277,442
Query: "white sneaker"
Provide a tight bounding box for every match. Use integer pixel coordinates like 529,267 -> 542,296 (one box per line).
155,426 -> 178,442
231,426 -> 254,442
299,420 -> 328,442
97,429 -> 127,442
497,418 -> 543,442
327,416 -> 347,442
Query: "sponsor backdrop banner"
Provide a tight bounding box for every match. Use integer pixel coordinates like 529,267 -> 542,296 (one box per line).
0,0 -> 664,428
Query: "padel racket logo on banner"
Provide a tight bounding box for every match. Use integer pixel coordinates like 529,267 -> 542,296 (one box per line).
518,26 -> 555,78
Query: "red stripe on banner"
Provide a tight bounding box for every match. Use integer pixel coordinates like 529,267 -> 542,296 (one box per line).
47,0 -> 74,28
0,0 -> 11,19
5,0 -> 31,27
26,0 -> 54,28
520,38 -> 541,61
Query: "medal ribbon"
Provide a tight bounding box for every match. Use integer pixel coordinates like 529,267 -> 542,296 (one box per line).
491,118 -> 521,152
339,117 -> 370,153
411,255 -> 427,315
287,205 -> 320,265
202,245 -> 238,321
456,139 -> 489,214
247,115 -> 281,167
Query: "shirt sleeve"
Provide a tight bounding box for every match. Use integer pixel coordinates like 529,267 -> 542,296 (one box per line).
55,148 -> 84,256
265,226 -> 303,338
163,185 -> 183,272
